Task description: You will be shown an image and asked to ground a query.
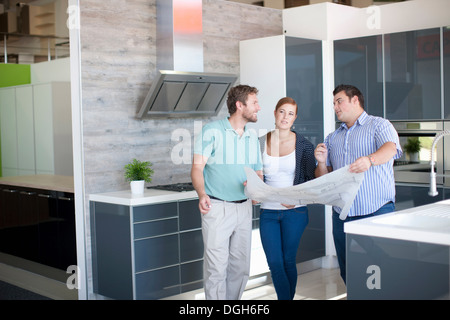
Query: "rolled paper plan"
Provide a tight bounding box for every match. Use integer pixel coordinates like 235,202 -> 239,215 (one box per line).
244,165 -> 364,220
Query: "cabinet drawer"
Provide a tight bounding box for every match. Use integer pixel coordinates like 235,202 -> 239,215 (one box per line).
298,228 -> 325,263
134,234 -> 179,272
135,266 -> 180,300
181,260 -> 203,293
179,199 -> 201,231
133,202 -> 177,222
133,218 -> 178,239
180,230 -> 204,262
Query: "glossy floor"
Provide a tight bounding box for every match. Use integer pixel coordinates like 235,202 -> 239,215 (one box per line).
246,268 -> 347,300
1,250 -> 346,300
166,268 -> 347,300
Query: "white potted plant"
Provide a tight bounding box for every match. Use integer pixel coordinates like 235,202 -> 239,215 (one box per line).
124,158 -> 154,194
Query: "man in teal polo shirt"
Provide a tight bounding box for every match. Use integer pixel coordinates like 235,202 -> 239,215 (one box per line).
191,84 -> 263,300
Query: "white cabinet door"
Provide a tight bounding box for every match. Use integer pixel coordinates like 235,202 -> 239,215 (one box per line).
0,82 -> 72,177
240,35 -> 286,135
16,86 -> 36,175
33,83 -> 55,174
49,82 -> 72,176
0,88 -> 18,176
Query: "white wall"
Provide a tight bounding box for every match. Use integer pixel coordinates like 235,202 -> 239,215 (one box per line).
283,0 -> 450,41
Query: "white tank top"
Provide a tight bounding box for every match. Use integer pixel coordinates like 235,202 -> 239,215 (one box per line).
261,149 -> 303,210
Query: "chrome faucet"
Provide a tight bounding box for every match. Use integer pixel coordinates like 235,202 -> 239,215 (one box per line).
429,130 -> 450,196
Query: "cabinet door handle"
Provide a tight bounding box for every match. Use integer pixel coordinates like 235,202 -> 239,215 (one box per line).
2,189 -> 17,193
59,196 -> 73,201
20,191 -> 36,196
38,194 -> 51,198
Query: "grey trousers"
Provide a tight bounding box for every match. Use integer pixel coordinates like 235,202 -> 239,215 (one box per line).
201,198 -> 253,300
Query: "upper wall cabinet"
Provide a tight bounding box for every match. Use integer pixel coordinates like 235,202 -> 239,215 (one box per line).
240,36 -> 324,144
334,35 -> 383,118
285,37 -> 324,146
385,28 -> 441,120
334,27 -> 448,121
444,27 -> 450,119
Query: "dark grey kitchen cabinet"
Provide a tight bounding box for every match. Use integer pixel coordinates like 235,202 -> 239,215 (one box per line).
296,204 -> 325,263
334,35 -> 384,118
346,233 -> 449,299
286,36 -> 324,147
179,198 -> 201,231
36,189 -> 59,268
90,198 -> 203,300
180,260 -> 203,293
0,184 -> 76,270
0,186 -> 21,257
285,37 -> 326,263
334,27 -> 448,121
57,192 -> 77,270
395,184 -> 445,212
385,28 -> 442,120
17,189 -> 39,262
444,26 -> 450,119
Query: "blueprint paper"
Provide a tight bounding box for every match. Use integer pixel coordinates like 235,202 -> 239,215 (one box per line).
244,166 -> 364,220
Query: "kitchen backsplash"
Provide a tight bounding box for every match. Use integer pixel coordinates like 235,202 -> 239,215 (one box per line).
80,0 -> 282,195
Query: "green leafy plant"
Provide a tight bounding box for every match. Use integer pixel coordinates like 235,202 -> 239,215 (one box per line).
124,159 -> 154,183
404,137 -> 421,154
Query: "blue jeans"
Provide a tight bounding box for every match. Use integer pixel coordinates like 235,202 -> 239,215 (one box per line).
259,206 -> 309,300
332,201 -> 395,284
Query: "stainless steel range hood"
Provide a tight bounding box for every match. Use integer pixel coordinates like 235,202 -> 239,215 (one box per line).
137,0 -> 237,118
137,70 -> 237,118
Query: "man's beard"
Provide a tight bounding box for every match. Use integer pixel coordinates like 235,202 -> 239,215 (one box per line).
242,108 -> 257,123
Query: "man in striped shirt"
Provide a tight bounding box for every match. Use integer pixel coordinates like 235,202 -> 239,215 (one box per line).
314,84 -> 402,284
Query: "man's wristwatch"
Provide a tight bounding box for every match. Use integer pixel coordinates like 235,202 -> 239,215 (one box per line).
367,155 -> 375,167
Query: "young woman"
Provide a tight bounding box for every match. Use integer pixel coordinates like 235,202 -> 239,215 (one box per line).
259,97 -> 316,300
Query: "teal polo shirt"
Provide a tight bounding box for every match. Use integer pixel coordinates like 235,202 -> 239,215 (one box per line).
193,117 -> 262,201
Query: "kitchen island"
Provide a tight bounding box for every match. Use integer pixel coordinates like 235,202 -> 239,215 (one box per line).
344,200 -> 450,299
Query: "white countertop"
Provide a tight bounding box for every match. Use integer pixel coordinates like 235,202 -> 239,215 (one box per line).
89,188 -> 198,206
0,175 -> 74,193
344,199 -> 450,246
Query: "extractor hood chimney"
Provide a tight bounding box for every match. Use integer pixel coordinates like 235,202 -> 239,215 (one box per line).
137,0 -> 237,118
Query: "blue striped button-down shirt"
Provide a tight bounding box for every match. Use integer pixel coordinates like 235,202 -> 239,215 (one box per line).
324,111 -> 402,217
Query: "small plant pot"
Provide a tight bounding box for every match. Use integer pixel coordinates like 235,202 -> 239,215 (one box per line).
130,180 -> 145,195
408,152 -> 419,162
